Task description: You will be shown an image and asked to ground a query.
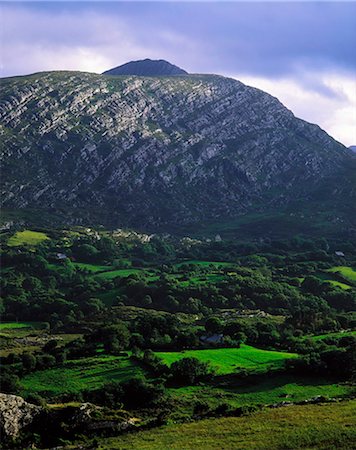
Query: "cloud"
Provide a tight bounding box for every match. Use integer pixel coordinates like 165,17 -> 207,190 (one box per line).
1,2 -> 355,145
233,72 -> 356,147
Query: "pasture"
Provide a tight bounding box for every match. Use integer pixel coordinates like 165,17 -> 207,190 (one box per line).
21,355 -> 144,397
155,345 -> 298,375
7,230 -> 49,247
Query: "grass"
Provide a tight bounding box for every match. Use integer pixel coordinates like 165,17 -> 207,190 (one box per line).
7,230 -> 49,247
155,345 -> 298,375
327,266 -> 356,284
95,400 -> 356,449
21,355 -> 145,397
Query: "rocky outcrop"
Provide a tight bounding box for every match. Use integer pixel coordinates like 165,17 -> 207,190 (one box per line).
0,69 -> 354,229
0,393 -> 42,439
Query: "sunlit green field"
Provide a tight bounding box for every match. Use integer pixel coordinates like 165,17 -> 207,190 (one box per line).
155,345 -> 298,375
21,355 -> 144,397
7,230 -> 49,246
96,400 -> 356,450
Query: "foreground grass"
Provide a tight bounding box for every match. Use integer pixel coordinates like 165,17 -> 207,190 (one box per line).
21,355 -> 144,397
155,345 -> 298,375
7,230 -> 49,246
96,400 -> 356,449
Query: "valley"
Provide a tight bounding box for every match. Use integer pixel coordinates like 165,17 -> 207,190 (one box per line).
1,225 -> 355,448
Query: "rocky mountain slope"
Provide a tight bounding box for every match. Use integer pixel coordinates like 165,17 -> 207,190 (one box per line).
0,68 -> 354,230
103,59 -> 187,76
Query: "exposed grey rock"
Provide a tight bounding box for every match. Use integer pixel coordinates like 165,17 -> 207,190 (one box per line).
0,393 -> 42,439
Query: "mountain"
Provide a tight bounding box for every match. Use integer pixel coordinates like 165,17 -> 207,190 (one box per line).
349,146 -> 356,153
0,67 -> 355,233
103,59 -> 188,76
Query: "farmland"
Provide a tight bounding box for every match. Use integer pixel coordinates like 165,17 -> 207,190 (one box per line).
155,345 -> 298,375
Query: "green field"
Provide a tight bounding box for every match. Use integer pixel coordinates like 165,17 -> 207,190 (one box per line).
155,345 -> 298,375
7,230 -> 49,247
96,400 -> 356,449
21,355 -> 144,397
327,266 -> 356,284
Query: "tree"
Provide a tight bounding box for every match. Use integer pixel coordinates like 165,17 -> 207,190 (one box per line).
121,377 -> 165,408
170,357 -> 212,385
22,352 -> 37,371
205,317 -> 223,334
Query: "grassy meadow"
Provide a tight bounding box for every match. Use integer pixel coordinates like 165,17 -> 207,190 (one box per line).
155,345 -> 298,375
94,400 -> 356,450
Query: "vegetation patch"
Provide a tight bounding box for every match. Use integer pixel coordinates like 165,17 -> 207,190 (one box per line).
155,345 -> 298,375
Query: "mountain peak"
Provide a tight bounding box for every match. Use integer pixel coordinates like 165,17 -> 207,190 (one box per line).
103,58 -> 188,76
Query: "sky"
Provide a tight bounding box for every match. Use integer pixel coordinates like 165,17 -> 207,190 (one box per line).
1,1 -> 355,146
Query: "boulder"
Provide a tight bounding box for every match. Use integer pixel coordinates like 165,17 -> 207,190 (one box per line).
0,393 -> 42,439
